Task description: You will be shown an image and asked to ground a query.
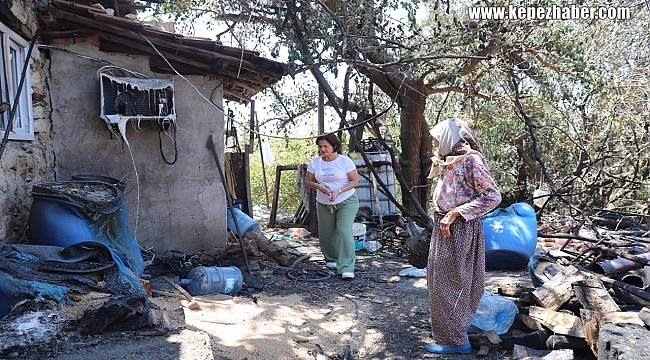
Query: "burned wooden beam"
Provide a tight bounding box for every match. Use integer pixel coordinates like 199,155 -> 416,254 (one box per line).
572,278 -> 620,315
546,334 -> 588,350
243,231 -> 299,267
582,268 -> 650,303
528,306 -> 585,338
512,345 -> 574,360
532,265 -> 588,311
580,308 -> 599,357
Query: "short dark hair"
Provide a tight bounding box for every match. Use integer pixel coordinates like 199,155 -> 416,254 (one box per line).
316,133 -> 343,154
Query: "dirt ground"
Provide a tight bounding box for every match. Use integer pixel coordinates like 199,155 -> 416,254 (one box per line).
1,207 -> 567,360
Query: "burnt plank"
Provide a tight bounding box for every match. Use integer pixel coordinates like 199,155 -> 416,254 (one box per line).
546,334 -> 588,350
532,265 -> 586,311
528,306 -> 585,338
512,345 -> 574,360
572,278 -> 620,316
579,308 -> 599,357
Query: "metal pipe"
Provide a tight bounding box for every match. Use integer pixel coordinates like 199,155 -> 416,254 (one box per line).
617,270 -> 644,288
594,251 -> 650,276
207,134 -> 251,274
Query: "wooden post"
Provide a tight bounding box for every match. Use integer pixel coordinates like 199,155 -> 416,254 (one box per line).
245,101 -> 255,214
269,165 -> 283,227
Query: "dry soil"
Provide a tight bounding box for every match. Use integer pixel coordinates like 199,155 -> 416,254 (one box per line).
2,207 -> 549,360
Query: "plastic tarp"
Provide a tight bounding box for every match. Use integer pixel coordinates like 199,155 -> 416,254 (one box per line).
0,241 -> 145,319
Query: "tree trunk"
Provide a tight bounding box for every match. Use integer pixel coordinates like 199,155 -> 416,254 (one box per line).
360,68 -> 433,228
347,112 -> 366,153
397,82 -> 432,212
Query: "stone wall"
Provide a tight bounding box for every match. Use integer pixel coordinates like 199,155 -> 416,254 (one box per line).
1,4 -> 229,254
0,1 -> 53,243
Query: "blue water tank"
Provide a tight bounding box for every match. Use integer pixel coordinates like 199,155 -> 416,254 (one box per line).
482,202 -> 537,270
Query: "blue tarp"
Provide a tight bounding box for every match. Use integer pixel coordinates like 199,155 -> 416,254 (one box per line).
0,241 -> 145,319
2,180 -> 147,319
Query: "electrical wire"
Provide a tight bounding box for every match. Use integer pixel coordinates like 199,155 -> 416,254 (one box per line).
158,121 -> 178,165
286,268 -> 331,282
137,32 -> 391,142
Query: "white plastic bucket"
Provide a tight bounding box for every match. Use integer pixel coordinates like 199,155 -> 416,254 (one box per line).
533,188 -> 550,208
353,223 -> 366,250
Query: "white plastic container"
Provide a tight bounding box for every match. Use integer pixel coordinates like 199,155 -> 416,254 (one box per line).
471,290 -> 519,334
353,223 -> 366,250
185,266 -> 243,296
347,152 -> 398,217
533,188 -> 550,208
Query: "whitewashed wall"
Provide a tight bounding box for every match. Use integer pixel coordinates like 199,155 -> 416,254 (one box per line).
0,1 -> 52,243
46,39 -> 228,254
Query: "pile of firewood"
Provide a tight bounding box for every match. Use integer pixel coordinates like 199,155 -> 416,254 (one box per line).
476,214 -> 650,359
467,261 -> 650,359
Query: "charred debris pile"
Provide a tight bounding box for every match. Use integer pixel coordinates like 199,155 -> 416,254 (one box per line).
485,208 -> 650,359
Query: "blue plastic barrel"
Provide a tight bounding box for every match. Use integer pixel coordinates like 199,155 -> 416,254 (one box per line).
226,204 -> 259,236
27,181 -> 144,277
482,202 -> 537,270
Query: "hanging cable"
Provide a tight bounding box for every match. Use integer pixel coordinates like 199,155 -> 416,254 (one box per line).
138,32 -> 391,142
158,121 -> 178,165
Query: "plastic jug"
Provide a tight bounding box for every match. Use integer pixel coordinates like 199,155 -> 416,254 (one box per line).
184,266 -> 244,296
471,290 -> 519,334
226,204 -> 259,236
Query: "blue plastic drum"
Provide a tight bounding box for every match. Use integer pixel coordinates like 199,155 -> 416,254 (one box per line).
482,202 -> 538,270
27,181 -> 144,277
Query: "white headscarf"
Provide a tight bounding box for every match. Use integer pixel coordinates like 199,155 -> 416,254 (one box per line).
429,118 -> 470,157
427,118 -> 488,179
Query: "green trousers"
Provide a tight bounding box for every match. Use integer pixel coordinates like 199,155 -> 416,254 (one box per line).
316,193 -> 359,274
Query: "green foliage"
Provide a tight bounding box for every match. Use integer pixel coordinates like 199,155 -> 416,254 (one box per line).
248,136 -> 315,213
153,0 -> 650,218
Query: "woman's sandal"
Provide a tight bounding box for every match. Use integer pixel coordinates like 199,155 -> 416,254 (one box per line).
424,342 -> 472,354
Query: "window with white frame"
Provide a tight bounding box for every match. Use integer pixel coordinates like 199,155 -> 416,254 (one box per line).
0,22 -> 33,141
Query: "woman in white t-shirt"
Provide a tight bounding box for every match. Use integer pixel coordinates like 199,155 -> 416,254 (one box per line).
305,133 -> 359,279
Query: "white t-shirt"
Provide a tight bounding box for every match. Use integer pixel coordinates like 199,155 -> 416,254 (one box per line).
307,155 -> 356,205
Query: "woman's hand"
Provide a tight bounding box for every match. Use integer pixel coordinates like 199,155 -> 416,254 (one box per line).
440,209 -> 461,237
319,184 -> 330,195
328,189 -> 342,201
305,172 -> 330,195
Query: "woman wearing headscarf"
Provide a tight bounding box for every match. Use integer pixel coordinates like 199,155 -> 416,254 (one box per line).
425,118 -> 501,354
